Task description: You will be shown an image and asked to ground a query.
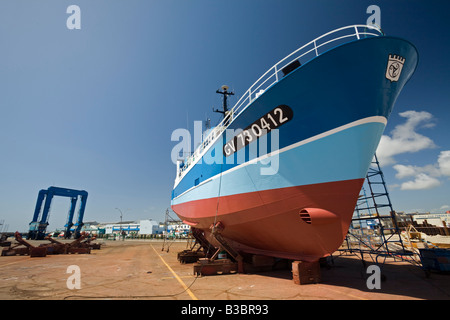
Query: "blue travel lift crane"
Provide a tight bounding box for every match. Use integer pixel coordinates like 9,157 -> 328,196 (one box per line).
28,187 -> 88,240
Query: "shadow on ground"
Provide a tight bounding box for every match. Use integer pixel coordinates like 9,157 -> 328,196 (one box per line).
247,254 -> 450,300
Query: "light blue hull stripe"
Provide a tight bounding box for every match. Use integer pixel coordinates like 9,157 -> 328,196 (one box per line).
172,121 -> 385,206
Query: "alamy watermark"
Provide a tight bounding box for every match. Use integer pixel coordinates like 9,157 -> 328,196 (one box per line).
66,265 -> 81,290
66,5 -> 81,30
366,265 -> 381,290
366,5 -> 381,28
171,122 -> 280,176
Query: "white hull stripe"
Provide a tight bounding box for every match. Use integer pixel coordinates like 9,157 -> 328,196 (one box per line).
172,116 -> 387,201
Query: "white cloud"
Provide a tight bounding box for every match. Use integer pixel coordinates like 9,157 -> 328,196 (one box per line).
392,164 -> 417,179
400,173 -> 441,190
393,164 -> 441,179
376,110 -> 436,166
392,150 -> 450,190
374,110 -> 449,191
438,150 -> 450,176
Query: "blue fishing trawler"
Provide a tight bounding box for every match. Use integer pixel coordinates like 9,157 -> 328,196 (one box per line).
171,25 -> 418,261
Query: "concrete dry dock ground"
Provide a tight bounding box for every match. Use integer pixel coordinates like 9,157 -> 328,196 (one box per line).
0,240 -> 449,300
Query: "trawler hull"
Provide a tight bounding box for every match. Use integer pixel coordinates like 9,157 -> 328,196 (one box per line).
171,34 -> 418,261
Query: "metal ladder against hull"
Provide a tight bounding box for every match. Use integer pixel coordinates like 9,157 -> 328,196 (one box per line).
344,153 -> 419,265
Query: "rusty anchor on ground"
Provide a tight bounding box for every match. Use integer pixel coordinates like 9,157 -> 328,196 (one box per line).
1,232 -> 47,257
1,232 -> 101,257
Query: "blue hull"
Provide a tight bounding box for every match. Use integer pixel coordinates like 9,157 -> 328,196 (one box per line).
170,33 -> 418,261
172,36 -> 418,201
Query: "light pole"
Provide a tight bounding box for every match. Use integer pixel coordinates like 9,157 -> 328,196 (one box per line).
115,208 -> 124,241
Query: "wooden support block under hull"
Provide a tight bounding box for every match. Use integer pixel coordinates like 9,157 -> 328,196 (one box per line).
291,260 -> 321,285
193,259 -> 238,276
177,250 -> 206,264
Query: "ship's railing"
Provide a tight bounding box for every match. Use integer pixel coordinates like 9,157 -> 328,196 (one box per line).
177,25 -> 384,179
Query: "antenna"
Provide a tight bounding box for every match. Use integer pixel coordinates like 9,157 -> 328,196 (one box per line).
204,117 -> 211,130
213,85 -> 234,118
186,110 -> 189,132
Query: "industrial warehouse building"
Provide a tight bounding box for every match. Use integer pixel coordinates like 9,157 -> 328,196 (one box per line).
411,213 -> 450,227
103,219 -> 162,235
78,219 -> 191,238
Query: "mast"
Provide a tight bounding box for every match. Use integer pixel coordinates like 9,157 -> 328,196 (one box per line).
213,85 -> 234,118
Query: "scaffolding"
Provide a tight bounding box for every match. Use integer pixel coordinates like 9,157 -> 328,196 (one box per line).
341,154 -> 420,266
0,220 -> 7,234
161,208 -> 189,253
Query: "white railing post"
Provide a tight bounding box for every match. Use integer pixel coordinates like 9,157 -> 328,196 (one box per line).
313,40 -> 318,56
274,65 -> 278,82
354,25 -> 360,39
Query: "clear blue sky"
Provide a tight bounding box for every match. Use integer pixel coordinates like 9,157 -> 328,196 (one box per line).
1,0 -> 449,232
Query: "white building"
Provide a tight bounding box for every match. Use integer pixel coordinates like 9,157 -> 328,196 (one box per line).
412,213 -> 450,227
104,219 -> 164,235
165,222 -> 190,237
139,220 -> 163,234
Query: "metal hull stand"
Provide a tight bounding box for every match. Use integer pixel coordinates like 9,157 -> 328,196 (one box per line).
177,228 -> 212,264
192,222 -> 244,276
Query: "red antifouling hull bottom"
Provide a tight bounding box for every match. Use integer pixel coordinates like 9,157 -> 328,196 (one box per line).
172,178 -> 364,261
